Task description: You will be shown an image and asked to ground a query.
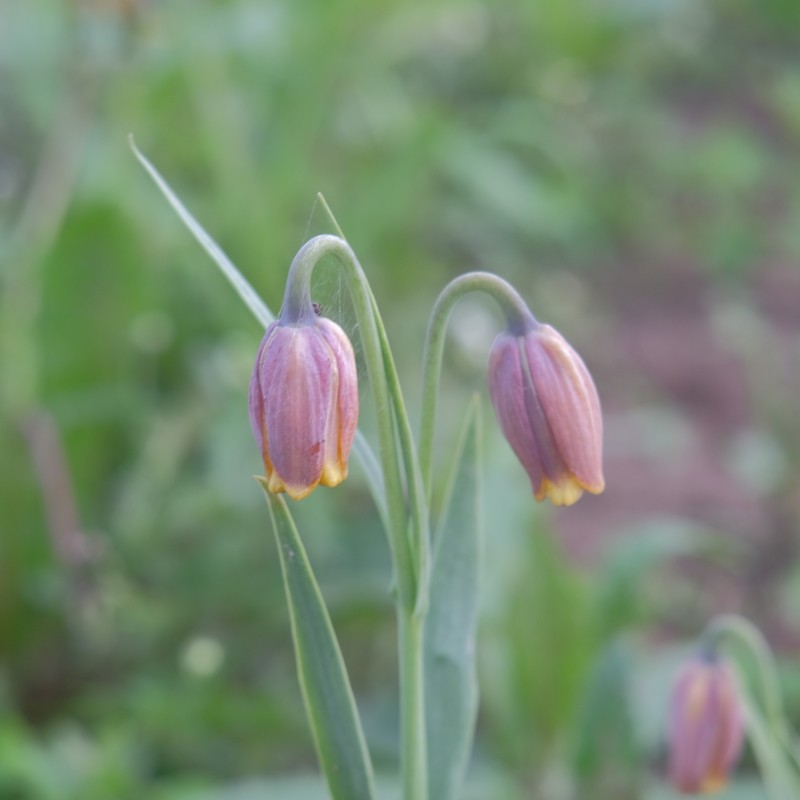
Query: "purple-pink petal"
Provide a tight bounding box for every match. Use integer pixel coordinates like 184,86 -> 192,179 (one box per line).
488,332 -> 546,494
668,658 -> 744,794
248,322 -> 278,457
488,322 -> 604,504
261,326 -> 332,495
248,315 -> 359,499
526,325 -> 604,492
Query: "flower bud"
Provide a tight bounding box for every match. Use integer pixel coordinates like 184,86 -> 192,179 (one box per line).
668,654 -> 744,795
488,320 -> 604,506
248,315 -> 358,500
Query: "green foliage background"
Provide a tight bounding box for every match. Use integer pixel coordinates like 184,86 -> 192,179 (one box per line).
2,0 -> 800,797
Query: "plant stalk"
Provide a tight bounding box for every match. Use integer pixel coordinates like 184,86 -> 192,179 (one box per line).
284,235 -> 417,610
400,610 -> 427,800
284,234 -> 429,800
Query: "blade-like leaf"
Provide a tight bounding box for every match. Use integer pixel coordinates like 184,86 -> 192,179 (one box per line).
128,134 -> 273,328
424,397 -> 483,800
259,483 -> 376,800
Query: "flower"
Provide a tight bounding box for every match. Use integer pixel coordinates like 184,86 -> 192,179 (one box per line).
249,314 -> 358,500
668,654 -> 744,795
487,320 -> 604,505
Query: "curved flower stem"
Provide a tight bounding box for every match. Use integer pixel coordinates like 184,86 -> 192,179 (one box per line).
314,194 -> 430,611
418,271 -> 535,502
309,199 -> 430,610
284,234 -> 428,800
284,235 -> 417,607
705,615 -> 799,765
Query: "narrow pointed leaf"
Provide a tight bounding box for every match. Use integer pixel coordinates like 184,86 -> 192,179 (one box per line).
259,483 -> 376,800
129,134 -> 273,328
424,398 -> 483,800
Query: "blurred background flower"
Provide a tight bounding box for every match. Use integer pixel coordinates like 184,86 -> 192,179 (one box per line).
2,0 -> 800,798
668,653 -> 743,795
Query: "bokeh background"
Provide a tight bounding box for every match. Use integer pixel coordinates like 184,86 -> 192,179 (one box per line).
3,0 -> 800,798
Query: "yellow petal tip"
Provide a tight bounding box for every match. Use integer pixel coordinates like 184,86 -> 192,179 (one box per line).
320,461 -> 348,488
536,477 -> 585,506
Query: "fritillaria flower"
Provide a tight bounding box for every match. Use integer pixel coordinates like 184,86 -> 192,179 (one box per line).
488,318 -> 604,506
249,311 -> 358,500
668,654 -> 744,795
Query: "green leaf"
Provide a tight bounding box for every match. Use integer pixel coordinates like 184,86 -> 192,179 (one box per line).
128,135 -> 273,328
259,484 -> 376,800
571,636 -> 638,786
482,527 -> 592,765
741,681 -> 800,800
424,397 -> 482,800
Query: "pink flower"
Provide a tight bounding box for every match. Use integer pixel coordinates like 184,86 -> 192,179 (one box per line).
668,655 -> 744,795
249,316 -> 358,500
488,321 -> 604,506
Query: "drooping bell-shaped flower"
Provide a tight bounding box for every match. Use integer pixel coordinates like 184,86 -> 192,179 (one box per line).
668,653 -> 744,795
249,308 -> 358,501
488,316 -> 604,506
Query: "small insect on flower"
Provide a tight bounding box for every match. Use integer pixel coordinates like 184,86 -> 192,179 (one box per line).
668,653 -> 745,795
249,312 -> 358,500
488,318 -> 604,506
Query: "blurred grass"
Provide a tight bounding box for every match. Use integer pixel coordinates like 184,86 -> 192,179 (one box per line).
3,0 -> 800,797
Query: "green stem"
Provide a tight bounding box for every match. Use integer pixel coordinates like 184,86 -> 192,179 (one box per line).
418,271 -> 535,501
284,236 -> 415,608
705,615 -> 796,758
399,612 -> 427,800
703,614 -> 800,770
741,691 -> 800,800
315,193 -> 430,615
284,235 -> 428,800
